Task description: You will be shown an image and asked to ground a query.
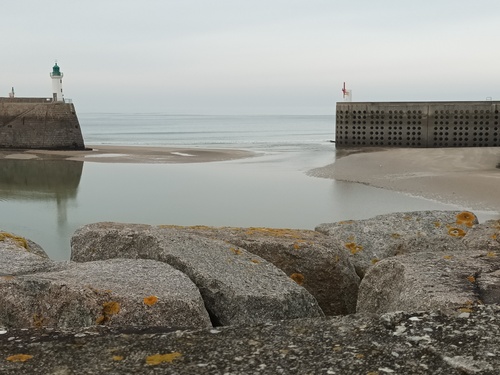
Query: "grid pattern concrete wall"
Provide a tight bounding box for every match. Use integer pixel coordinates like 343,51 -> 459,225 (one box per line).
336,101 -> 500,148
0,98 -> 85,150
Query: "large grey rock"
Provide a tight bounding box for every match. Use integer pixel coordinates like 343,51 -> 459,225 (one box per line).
1,305 -> 499,374
71,223 -> 324,326
157,225 -> 359,315
458,219 -> 500,304
0,230 -> 48,258
462,219 -> 500,252
316,210 -> 478,277
0,230 -> 60,276
0,258 -> 211,329
357,242 -> 500,314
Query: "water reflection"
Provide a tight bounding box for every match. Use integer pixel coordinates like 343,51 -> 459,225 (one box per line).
0,159 -> 83,256
0,159 -> 83,201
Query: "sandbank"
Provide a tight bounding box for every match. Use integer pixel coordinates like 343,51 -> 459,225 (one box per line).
0,145 -> 256,164
310,147 -> 500,212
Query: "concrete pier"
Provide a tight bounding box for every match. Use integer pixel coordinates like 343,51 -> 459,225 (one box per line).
0,98 -> 85,150
336,101 -> 500,148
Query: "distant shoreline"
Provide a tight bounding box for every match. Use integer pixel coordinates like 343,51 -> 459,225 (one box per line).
0,145 -> 257,164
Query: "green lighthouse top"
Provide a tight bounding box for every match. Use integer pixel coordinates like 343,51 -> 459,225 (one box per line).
51,63 -> 61,77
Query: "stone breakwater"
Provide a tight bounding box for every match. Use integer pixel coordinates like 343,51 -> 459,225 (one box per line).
1,210 -> 500,374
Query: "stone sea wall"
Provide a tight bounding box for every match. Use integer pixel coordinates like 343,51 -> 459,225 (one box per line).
1,210 -> 500,374
336,101 -> 500,148
0,98 -> 85,150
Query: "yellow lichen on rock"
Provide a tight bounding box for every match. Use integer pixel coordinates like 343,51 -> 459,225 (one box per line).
448,228 -> 466,237
143,295 -> 159,306
103,301 -> 120,315
443,255 -> 454,260
0,232 -> 28,249
345,242 -> 363,254
97,301 -> 121,325
290,273 -> 305,285
230,247 -> 242,255
244,227 -> 305,239
146,352 -> 182,365
456,211 -> 476,227
112,355 -> 124,361
6,354 -> 33,362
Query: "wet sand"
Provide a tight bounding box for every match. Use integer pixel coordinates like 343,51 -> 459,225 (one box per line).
2,145 -> 499,213
0,145 -> 257,164
310,147 -> 500,212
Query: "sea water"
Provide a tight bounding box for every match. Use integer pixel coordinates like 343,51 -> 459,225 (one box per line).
0,114 -> 492,260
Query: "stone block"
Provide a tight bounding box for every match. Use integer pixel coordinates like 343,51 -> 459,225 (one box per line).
71,223 -> 324,326
0,259 -> 211,329
157,225 -> 360,315
316,211 -> 478,277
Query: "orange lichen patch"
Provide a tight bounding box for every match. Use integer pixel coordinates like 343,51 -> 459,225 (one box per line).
230,247 -> 242,255
103,301 -> 121,315
97,301 -> 121,325
443,255 -> 454,260
345,242 -> 363,254
391,233 -> 401,239
143,296 -> 159,306
492,234 -> 498,240
290,273 -> 305,285
293,242 -> 301,250
146,352 -> 182,365
371,258 -> 379,265
467,275 -> 476,283
0,232 -> 28,249
6,354 -> 33,362
448,228 -> 466,237
112,355 -> 124,361
456,211 -> 476,227
434,221 -> 442,228
244,227 -> 305,240
33,314 -> 47,328
250,259 -> 261,264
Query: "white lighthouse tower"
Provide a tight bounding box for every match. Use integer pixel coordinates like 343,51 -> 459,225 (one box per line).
50,62 -> 64,102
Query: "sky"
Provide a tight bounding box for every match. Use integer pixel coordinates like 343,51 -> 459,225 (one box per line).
1,0 -> 500,114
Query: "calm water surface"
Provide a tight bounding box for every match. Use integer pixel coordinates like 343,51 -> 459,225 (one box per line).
1,114 -> 497,260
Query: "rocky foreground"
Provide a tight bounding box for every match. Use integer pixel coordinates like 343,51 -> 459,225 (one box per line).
1,210 -> 499,374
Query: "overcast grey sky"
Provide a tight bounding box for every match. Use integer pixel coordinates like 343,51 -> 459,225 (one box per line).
1,0 -> 499,114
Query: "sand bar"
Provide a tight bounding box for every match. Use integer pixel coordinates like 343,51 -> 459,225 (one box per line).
0,145 -> 257,164
310,147 -> 500,212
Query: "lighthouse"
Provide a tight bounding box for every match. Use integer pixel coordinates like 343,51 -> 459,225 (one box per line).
50,62 -> 64,102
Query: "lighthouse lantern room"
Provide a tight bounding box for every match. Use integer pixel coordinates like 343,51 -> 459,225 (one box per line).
50,62 -> 64,102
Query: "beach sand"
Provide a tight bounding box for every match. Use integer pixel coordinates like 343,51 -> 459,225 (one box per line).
0,145 -> 257,164
310,147 -> 500,212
